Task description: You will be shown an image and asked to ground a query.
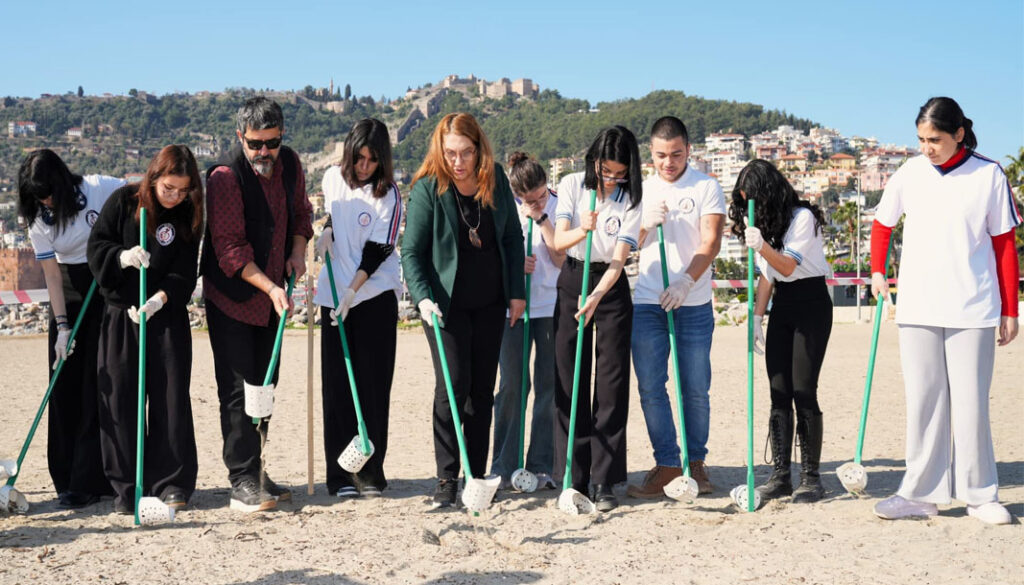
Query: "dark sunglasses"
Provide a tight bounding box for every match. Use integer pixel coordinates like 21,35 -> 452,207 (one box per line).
243,136 -> 282,151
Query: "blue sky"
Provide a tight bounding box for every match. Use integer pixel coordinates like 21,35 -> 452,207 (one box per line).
2,0 -> 1021,162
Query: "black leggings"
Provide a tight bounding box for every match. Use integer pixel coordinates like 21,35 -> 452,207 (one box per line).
765,277 -> 832,414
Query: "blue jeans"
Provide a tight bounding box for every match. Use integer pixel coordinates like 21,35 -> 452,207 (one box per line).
631,302 -> 714,466
490,317 -> 556,479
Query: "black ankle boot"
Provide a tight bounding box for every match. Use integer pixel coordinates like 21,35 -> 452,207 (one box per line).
792,409 -> 825,503
757,408 -> 793,499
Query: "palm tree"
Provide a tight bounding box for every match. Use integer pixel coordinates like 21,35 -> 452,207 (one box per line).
1005,147 -> 1024,250
831,201 -> 860,261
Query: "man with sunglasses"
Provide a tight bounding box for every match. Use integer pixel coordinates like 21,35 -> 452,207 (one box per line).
202,97 -> 313,512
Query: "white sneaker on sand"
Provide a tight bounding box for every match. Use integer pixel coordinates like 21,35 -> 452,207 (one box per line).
874,495 -> 938,520
967,502 -> 1012,525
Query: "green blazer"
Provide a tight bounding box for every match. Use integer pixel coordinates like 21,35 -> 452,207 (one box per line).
401,162 -> 526,318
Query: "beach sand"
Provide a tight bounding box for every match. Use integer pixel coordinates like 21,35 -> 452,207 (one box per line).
0,321 -> 1020,585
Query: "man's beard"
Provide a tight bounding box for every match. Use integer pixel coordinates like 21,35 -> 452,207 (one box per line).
249,154 -> 276,178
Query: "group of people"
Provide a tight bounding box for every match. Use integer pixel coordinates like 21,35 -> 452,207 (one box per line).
15,96 -> 1018,525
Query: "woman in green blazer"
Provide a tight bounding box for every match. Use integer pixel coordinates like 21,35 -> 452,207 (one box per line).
401,112 -> 527,509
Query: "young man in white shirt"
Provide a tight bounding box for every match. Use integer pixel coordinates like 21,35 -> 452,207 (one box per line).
627,117 -> 726,498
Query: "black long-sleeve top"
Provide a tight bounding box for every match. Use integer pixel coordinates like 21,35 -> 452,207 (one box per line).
87,185 -> 200,310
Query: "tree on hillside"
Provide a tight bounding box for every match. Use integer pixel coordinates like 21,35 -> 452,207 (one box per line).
344,84 -> 351,101
77,86 -> 84,98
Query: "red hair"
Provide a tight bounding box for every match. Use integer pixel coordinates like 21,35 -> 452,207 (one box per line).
412,113 -> 496,207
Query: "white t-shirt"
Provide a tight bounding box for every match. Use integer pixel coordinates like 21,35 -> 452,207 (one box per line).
28,174 -> 126,264
754,207 -> 830,283
554,172 -> 641,263
515,192 -> 560,318
314,167 -> 403,309
634,167 -> 726,306
875,152 -> 1021,328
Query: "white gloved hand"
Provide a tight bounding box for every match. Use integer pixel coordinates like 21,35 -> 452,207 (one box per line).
329,288 -> 357,325
54,327 -> 74,367
118,245 -> 151,269
744,227 -> 764,252
418,299 -> 444,327
316,227 -> 334,260
642,201 -> 668,231
659,273 -> 695,312
128,294 -> 165,324
753,315 -> 766,356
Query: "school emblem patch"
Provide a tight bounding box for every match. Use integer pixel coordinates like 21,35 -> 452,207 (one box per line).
679,197 -> 695,214
358,212 -> 372,227
156,223 -> 176,246
86,210 -> 99,227
603,216 -> 621,237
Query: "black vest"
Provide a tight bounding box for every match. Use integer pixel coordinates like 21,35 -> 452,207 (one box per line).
201,146 -> 297,302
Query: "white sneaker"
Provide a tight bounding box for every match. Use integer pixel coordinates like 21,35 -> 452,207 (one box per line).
873,495 -> 938,520
967,502 -> 1012,525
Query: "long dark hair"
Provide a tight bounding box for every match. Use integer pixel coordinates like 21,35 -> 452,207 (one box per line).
582,126 -> 642,210
341,118 -> 394,198
16,149 -> 84,233
507,151 -> 547,195
728,159 -> 825,249
916,97 -> 977,150
136,145 -> 204,241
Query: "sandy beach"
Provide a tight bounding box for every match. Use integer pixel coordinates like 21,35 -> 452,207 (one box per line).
0,320 -> 1020,585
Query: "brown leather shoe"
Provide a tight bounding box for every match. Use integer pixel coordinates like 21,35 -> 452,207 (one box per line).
689,460 -> 714,494
626,465 -> 682,499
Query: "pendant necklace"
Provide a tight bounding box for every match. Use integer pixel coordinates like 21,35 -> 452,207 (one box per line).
454,188 -> 482,248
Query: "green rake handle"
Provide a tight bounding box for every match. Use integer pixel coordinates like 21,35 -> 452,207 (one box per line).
657,225 -> 692,476
134,208 -> 148,525
562,189 -> 598,492
517,218 -> 534,470
6,280 -> 98,487
323,252 -> 371,456
853,241 -> 894,464
745,199 -> 755,512
253,273 -> 296,425
430,312 -> 475,481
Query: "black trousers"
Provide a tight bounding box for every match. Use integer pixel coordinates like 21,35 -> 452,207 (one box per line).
765,276 -> 833,414
552,260 -> 632,488
46,263 -> 111,497
320,292 -> 397,493
206,299 -> 279,484
423,299 -> 505,480
96,304 -> 197,507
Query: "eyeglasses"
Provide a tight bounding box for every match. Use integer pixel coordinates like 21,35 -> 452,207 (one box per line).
159,183 -> 191,198
243,136 -> 283,151
443,147 -> 477,163
599,165 -> 628,184
601,175 -> 629,184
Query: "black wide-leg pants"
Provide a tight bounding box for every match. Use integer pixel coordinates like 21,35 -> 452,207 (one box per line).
320,292 -> 397,493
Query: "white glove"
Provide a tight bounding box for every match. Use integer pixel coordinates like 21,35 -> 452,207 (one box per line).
418,299 -> 444,326
329,288 -> 357,325
54,327 -> 74,367
659,273 -> 695,312
753,315 -> 765,356
316,227 -> 334,260
128,294 -> 165,324
118,245 -> 151,269
744,227 -> 764,252
642,201 -> 668,231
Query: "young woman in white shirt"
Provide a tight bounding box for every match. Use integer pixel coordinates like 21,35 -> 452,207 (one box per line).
870,97 -> 1020,525
17,149 -> 124,509
730,159 -> 831,504
552,126 -> 643,512
314,118 -> 403,498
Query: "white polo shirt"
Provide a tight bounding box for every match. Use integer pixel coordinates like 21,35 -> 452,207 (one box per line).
754,207 -> 830,283
554,172 -> 641,264
28,175 -> 126,264
876,152 -> 1021,328
314,166 -> 403,309
634,167 -> 726,306
514,192 -> 560,318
